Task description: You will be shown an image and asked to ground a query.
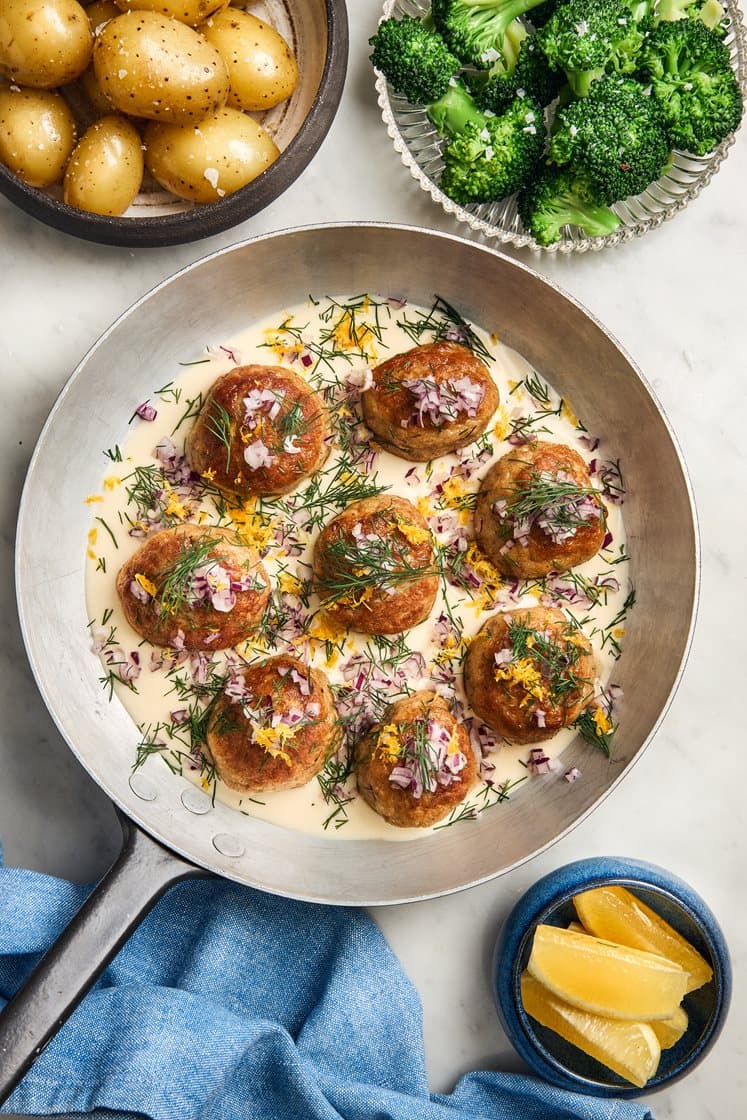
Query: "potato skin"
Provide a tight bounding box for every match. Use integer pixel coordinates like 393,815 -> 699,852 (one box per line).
463,606 -> 595,744
186,365 -> 327,497
64,114 -> 143,214
475,442 -> 607,578
0,86 -> 77,187
355,691 -> 477,828
116,523 -> 270,649
113,0 -> 230,28
313,495 -> 438,636
361,341 -> 499,462
201,9 -> 298,111
0,0 -> 93,89
144,108 -> 278,202
205,655 -> 339,792
93,12 -> 229,124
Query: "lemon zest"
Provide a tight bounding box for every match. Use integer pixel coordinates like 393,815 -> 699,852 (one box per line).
495,658 -> 547,706
376,723 -> 402,762
593,707 -> 614,737
395,514 -> 431,546
103,476 -> 122,490
84,494 -> 103,504
134,572 -> 157,597
252,722 -> 295,767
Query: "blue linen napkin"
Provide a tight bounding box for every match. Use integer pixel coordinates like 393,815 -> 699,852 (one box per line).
0,851 -> 654,1120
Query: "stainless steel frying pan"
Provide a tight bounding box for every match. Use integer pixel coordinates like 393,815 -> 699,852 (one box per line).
1,223 -> 699,1101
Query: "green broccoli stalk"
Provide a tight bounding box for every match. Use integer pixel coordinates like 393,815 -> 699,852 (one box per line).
470,35 -> 565,113
535,0 -> 647,96
369,15 -> 462,105
656,0 -> 726,33
440,95 -> 546,203
639,20 -> 743,154
518,166 -> 622,244
432,0 -> 549,68
548,77 -> 672,203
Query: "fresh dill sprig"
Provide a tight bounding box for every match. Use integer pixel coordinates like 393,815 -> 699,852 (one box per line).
317,749 -> 355,830
501,471 -> 603,537
506,619 -> 589,702
205,399 -> 233,472
104,445 -> 123,462
315,532 -> 435,607
171,391 -> 204,435
434,775 -> 528,828
573,709 -> 615,758
396,295 -> 492,363
155,381 -> 182,405
270,456 -> 389,533
95,515 -> 118,550
157,534 -> 219,616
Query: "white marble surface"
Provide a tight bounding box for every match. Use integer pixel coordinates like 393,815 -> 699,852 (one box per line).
1,1 -> 746,1116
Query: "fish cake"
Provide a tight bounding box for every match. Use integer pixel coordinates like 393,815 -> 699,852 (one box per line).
116,523 -> 269,650
355,690 -> 477,828
463,606 -> 595,744
186,364 -> 327,497
475,442 -> 606,578
361,340 -> 499,461
205,654 -> 338,792
312,495 -> 438,635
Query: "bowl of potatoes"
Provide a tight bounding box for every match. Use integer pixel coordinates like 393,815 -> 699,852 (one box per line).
0,0 -> 348,246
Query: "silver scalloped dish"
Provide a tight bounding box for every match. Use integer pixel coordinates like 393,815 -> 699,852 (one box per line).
375,0 -> 747,253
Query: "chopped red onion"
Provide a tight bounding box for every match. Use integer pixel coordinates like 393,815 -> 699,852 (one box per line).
244,439 -> 275,470
135,402 -> 157,422
564,767 -> 581,783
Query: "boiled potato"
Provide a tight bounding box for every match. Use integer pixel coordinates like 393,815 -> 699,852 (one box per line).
201,9 -> 298,111
0,85 -> 77,186
87,0 -> 122,33
77,65 -> 116,115
0,0 -> 93,89
113,0 -> 230,28
93,12 -> 228,124
64,113 -> 143,213
144,107 -> 278,202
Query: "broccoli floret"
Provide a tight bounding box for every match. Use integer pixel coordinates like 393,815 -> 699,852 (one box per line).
639,20 -> 743,154
470,35 -> 565,113
548,77 -> 671,202
432,0 -> 548,68
440,95 -> 546,203
527,0 -> 563,30
518,166 -> 622,244
535,0 -> 647,96
369,15 -> 460,104
656,0 -> 726,33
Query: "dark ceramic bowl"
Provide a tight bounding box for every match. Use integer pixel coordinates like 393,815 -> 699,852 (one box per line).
0,0 -> 348,248
493,857 -> 731,1098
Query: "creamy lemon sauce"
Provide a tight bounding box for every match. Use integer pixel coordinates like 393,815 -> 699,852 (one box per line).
85,294 -> 632,840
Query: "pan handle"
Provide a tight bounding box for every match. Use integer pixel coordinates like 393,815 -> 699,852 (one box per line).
0,812 -> 211,1105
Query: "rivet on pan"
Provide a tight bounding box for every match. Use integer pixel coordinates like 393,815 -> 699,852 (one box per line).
181,786 -> 213,815
212,833 -> 246,858
128,773 -> 158,802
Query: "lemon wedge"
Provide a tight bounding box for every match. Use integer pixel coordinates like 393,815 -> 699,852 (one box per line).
648,1004 -> 689,1050
527,924 -> 689,1020
573,886 -> 713,994
521,972 -> 661,1088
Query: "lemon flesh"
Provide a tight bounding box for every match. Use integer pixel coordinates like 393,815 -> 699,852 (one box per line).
521,972 -> 661,1088
527,924 -> 689,1020
573,886 -> 713,994
649,1004 -> 689,1049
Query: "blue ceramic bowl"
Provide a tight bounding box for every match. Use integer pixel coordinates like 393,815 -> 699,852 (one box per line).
493,857 -> 731,1098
